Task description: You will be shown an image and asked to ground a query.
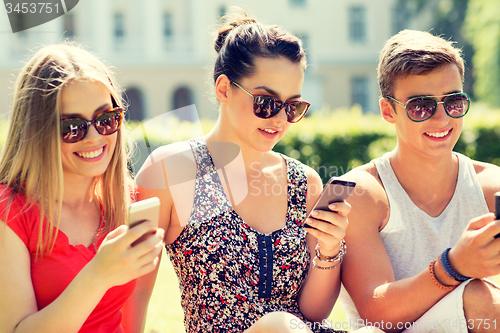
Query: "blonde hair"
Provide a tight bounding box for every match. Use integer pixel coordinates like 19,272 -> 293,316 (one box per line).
0,43 -> 133,256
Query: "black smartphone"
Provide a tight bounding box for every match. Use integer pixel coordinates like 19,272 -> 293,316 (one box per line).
304,177 -> 356,230
495,192 -> 500,239
128,197 -> 161,246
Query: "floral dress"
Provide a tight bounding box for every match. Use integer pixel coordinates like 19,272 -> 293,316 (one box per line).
166,138 -> 341,332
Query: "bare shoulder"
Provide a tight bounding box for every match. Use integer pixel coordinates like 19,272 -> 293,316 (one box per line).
135,141 -> 194,190
473,160 -> 500,211
302,163 -> 323,186
135,141 -> 196,234
300,163 -> 324,205
340,162 -> 389,231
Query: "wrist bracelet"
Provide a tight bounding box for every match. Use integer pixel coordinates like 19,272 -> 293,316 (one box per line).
440,248 -> 470,282
315,239 -> 347,263
428,260 -> 456,291
312,255 -> 342,270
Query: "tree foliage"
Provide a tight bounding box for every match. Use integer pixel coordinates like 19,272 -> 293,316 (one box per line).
464,0 -> 500,106
396,0 -> 474,96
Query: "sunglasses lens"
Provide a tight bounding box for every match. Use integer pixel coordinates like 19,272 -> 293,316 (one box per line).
287,101 -> 310,123
406,97 -> 436,121
253,96 -> 281,119
445,94 -> 469,118
60,108 -> 123,143
61,119 -> 88,143
95,109 -> 123,135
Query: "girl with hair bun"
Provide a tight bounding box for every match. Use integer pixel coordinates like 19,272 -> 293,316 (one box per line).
136,8 -> 380,333
0,43 -> 165,332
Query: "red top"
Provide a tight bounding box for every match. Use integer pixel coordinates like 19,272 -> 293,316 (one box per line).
0,185 -> 136,333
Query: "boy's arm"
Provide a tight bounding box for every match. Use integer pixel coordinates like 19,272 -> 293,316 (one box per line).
475,161 -> 500,212
341,166 -> 464,332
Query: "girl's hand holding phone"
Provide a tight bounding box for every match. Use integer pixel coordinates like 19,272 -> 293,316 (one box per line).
305,202 -> 350,256
85,221 -> 165,291
304,178 -> 355,256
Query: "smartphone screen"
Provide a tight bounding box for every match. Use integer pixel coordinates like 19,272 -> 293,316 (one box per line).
128,197 -> 161,246
304,177 -> 356,230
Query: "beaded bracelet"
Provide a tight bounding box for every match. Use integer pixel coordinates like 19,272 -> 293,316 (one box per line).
428,260 -> 456,291
315,239 -> 347,263
312,255 -> 343,270
440,248 -> 470,282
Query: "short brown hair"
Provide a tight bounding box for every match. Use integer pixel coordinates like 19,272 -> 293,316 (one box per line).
378,30 -> 465,99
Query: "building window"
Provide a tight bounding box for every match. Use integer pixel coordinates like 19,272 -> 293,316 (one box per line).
290,0 -> 307,7
173,87 -> 195,121
392,3 -> 409,34
63,13 -> 75,39
218,5 -> 226,19
9,12 -> 28,33
124,88 -> 144,121
351,77 -> 369,112
113,12 -> 125,45
163,12 -> 173,48
299,33 -> 309,51
349,6 -> 366,42
173,87 -> 193,109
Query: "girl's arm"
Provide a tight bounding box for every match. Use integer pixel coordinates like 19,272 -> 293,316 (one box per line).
121,141 -> 196,331
121,251 -> 163,333
121,185 -> 175,333
0,220 -> 163,333
297,167 -> 349,322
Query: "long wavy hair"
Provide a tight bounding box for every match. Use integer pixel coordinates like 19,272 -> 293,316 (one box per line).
0,43 -> 133,256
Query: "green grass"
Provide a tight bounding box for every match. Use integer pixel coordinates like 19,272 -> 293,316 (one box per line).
145,250 -> 500,332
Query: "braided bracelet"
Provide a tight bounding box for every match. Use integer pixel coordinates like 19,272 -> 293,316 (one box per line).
440,248 -> 470,282
312,255 -> 343,270
428,260 -> 456,291
315,239 -> 347,263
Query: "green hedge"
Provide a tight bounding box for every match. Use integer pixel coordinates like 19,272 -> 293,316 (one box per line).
273,107 -> 396,182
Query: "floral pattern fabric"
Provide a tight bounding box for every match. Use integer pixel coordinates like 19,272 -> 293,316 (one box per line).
166,138 -> 341,333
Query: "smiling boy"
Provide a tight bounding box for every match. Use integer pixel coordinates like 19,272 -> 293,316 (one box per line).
340,30 -> 500,333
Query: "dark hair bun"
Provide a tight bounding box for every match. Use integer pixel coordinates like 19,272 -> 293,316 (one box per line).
212,6 -> 306,84
214,7 -> 257,53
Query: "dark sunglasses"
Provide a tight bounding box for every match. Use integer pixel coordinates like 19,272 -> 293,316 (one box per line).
386,93 -> 470,122
60,107 -> 123,143
232,81 -> 310,123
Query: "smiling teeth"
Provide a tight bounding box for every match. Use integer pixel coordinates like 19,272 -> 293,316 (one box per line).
426,130 -> 450,138
262,129 -> 277,134
77,147 -> 103,159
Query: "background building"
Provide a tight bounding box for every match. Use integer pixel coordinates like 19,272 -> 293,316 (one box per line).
0,0 -> 432,121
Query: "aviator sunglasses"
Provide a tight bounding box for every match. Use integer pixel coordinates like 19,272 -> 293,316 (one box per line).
232,81 -> 311,123
60,107 -> 123,143
386,93 -> 470,122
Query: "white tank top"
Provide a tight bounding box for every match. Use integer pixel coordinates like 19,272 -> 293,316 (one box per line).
339,152 -> 489,324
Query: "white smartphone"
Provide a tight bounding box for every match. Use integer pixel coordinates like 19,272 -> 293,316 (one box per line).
128,197 -> 161,246
304,177 -> 356,230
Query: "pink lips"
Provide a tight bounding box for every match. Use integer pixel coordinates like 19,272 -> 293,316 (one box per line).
74,145 -> 106,161
259,128 -> 280,139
